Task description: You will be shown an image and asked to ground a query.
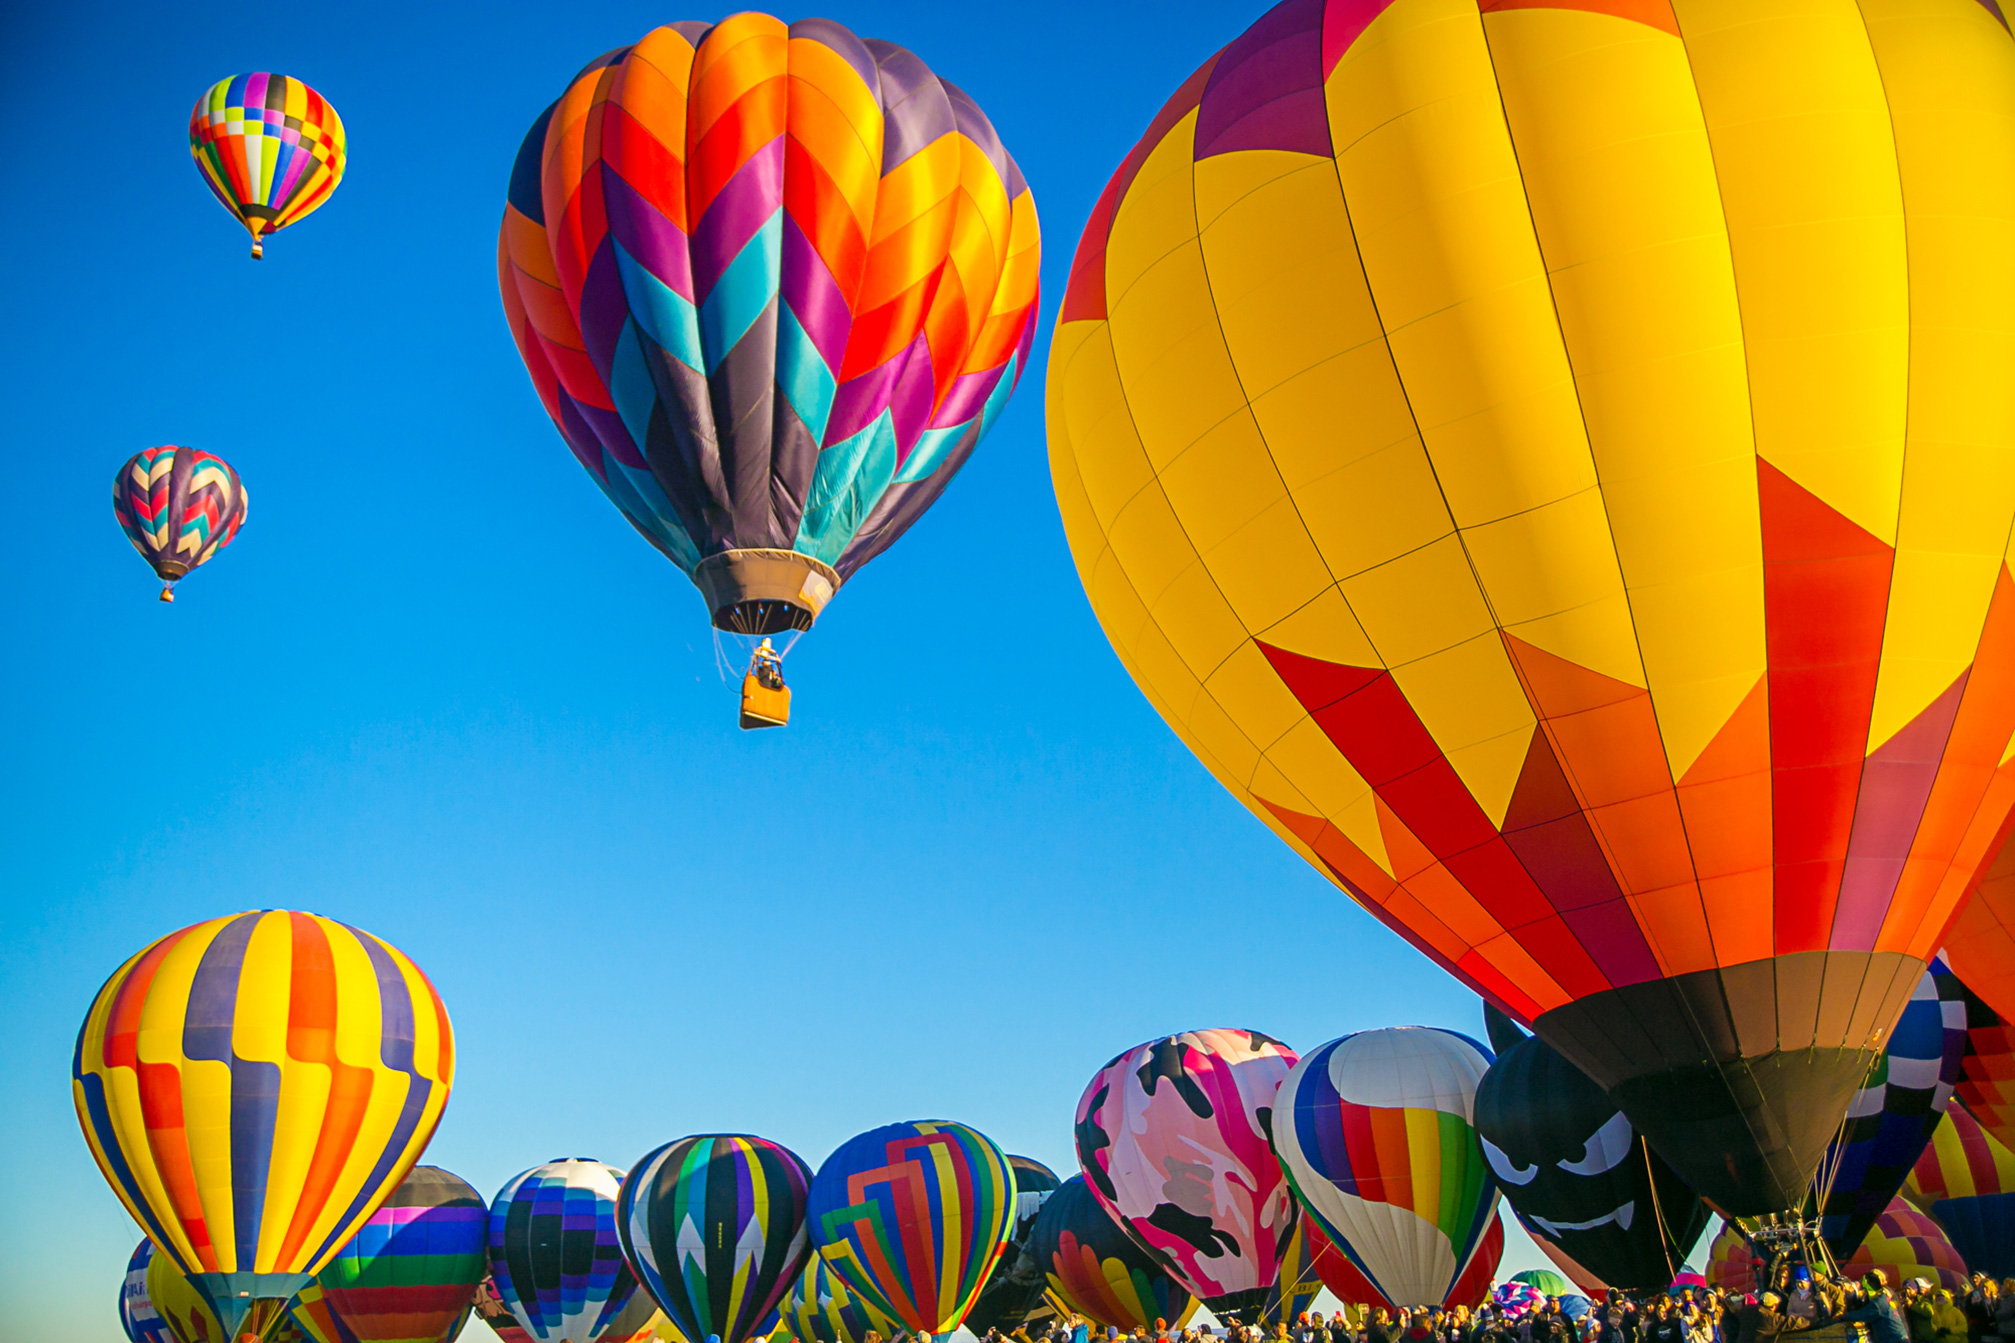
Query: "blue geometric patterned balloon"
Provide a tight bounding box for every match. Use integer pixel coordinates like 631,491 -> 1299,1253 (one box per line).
1813,959 -> 1969,1257
489,1159 -> 642,1343
119,1238 -> 176,1343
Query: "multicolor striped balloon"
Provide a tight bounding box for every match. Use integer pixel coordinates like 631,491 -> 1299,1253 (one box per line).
808,1120 -> 1015,1335
1814,958 -> 1968,1257
1929,956 -> 2015,1153
189,73 -> 346,259
318,1165 -> 488,1343
1274,1028 -> 1500,1310
74,911 -> 455,1343
1904,1103 -> 2015,1275
1026,1175 -> 1195,1333
780,1258 -> 898,1343
1073,1030 -> 1300,1317
962,1155 -> 1063,1335
1842,1199 -> 1970,1293
489,1159 -> 640,1343
498,15 -> 1041,637
616,1135 -> 813,1343
112,447 -> 248,602
121,1239 -> 176,1343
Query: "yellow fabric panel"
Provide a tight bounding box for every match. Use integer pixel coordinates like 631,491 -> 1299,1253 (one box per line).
1857,0 -> 2015,752
1258,585 -> 1383,669
1265,716 -> 1392,873
686,14 -> 786,146
1284,428 -> 1453,581
1084,543 -> 1153,661
1119,604 -> 1205,728
1149,555 -> 1250,680
1053,324 -> 1157,537
1341,534 -> 1496,669
1249,756 -> 1323,820
1207,642 -> 1315,754
1460,491 -> 1638,687
1157,413 -> 1292,558
1482,5 -> 1760,776
1104,478 -> 1204,629
1201,495 -> 1337,633
1675,0 -> 1908,544
1104,116 -> 1202,311
236,917 -> 299,1270
1183,686 -> 1264,793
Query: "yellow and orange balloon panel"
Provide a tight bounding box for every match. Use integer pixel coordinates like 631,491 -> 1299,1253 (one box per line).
74,911 -> 453,1341
1047,0 -> 2015,1216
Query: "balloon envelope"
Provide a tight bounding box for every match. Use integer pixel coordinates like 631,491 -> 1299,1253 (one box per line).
75,911 -> 455,1342
472,1275 -> 534,1343
121,1239 -> 176,1343
616,1135 -> 813,1343
1046,0 -> 2015,1217
1511,1271 -> 1573,1298
807,1120 -> 1015,1335
1946,822 -> 2015,1027
1474,1022 -> 1706,1290
112,447 -> 248,597
962,1155 -> 1063,1334
780,1256 -> 900,1343
489,1160 -> 641,1343
318,1165 -> 488,1343
1928,956 -> 2015,1154
189,73 -> 346,257
1073,1029 -> 1299,1316
1904,1104 -> 2015,1276
498,15 -> 1041,636
1026,1175 -> 1196,1332
1274,1028 -> 1498,1310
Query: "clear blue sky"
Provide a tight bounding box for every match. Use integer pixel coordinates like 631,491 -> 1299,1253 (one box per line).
1,3 -> 1606,1338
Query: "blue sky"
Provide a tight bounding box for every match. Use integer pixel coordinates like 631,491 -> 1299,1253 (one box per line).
2,2 -> 1619,1337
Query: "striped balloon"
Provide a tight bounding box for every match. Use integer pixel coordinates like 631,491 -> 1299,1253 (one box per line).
780,1258 -> 898,1343
121,1239 -> 176,1343
808,1120 -> 1015,1335
1904,1104 -> 2015,1275
74,911 -> 455,1343
498,15 -> 1041,638
1842,1199 -> 1971,1293
1274,1027 -> 1500,1311
489,1159 -> 640,1343
143,1239 -> 330,1343
189,73 -> 346,259
112,447 -> 248,602
616,1135 -> 813,1343
318,1165 -> 488,1343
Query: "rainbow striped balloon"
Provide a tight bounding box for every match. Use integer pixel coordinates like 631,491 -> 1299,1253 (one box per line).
189,73 -> 347,259
318,1165 -> 488,1343
112,447 -> 248,602
74,911 -> 456,1343
498,15 -> 1041,637
808,1120 -> 1015,1335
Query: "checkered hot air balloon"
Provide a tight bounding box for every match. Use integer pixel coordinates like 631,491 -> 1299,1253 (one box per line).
112,447 -> 247,603
496,15 -> 1041,645
617,1135 -> 813,1343
488,1159 -> 642,1343
75,911 -> 456,1343
1928,957 -> 2015,1154
808,1120 -> 1016,1336
189,73 -> 346,259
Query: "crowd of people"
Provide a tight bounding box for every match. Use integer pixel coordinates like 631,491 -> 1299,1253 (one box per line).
948,1270 -> 2015,1343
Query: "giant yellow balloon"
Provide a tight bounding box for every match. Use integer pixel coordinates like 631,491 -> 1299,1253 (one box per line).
1048,0 -> 2015,1216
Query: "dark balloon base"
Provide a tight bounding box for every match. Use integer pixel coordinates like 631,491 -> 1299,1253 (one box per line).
1201,1289 -> 1275,1325
1535,951 -> 1923,1216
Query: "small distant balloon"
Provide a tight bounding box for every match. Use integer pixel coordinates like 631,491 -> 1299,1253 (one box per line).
189,73 -> 346,259
113,447 -> 247,602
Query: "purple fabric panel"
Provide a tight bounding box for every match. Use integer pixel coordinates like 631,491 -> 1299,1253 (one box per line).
867,39 -> 956,171
668,20 -> 710,43
690,138 -> 785,304
943,80 -> 1011,188
780,213 -> 851,373
825,355 -> 905,447
555,389 -> 613,479
1558,900 -> 1662,990
885,330 -> 937,458
1009,299 -> 1037,390
601,165 -> 695,301
1196,0 -> 1333,160
788,18 -> 881,94
1832,671 -> 1972,950
576,239 -> 631,377
928,361 -> 1008,430
576,402 -> 648,472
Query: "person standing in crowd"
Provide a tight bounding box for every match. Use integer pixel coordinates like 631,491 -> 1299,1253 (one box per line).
1366,1308 -> 1399,1343
1966,1275 -> 1999,1343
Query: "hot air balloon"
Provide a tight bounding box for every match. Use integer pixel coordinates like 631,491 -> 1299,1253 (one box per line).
780,1255 -> 901,1343
1274,1028 -> 1500,1310
112,447 -> 248,602
489,1160 -> 641,1343
123,1239 -> 178,1343
472,1276 -> 533,1343
1809,961 -> 1968,1258
315,1164 -> 488,1343
599,1294 -> 672,1343
1074,1030 -> 1299,1319
285,1281 -> 346,1343
1474,1012 -> 1707,1290
1257,1218 -> 1323,1329
1027,1176 -> 1196,1333
1490,1283 -> 1545,1320
1524,1232 -> 1609,1300
1948,821 -> 2015,1028
189,74 -> 346,260
142,1241 -> 334,1343
1512,1271 -> 1574,1299
1928,956 -> 2015,1153
1046,0 -> 2015,1217
616,1135 -> 813,1343
808,1120 -> 1015,1336
1904,1104 -> 2015,1277
75,911 -> 455,1342
497,16 -> 1042,727
963,1156 -> 1063,1335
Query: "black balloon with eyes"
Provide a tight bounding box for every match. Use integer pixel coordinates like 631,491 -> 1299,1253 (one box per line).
1473,1007 -> 1711,1291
